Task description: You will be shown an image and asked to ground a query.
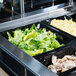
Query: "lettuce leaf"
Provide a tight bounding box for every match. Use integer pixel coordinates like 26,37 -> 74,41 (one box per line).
7,24 -> 64,56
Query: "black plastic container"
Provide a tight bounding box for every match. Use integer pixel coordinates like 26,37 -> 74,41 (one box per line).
42,15 -> 76,39
0,60 -> 17,76
0,48 -> 20,76
0,22 -> 74,57
70,13 -> 76,20
0,22 -> 76,76
36,40 -> 76,76
0,46 -> 38,76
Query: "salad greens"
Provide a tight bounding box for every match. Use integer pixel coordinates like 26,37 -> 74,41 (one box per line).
7,24 -> 64,56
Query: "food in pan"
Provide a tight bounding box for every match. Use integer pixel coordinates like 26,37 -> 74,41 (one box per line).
50,19 -> 76,36
48,55 -> 76,73
7,24 -> 64,56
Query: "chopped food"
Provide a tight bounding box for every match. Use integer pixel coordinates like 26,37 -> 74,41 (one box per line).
48,55 -> 76,73
50,19 -> 76,36
7,24 -> 64,56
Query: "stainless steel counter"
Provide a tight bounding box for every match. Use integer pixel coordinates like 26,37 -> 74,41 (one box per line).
0,3 -> 73,32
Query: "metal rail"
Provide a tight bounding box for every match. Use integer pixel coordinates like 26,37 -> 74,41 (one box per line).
0,3 -> 72,32
0,35 -> 58,76
20,0 -> 25,17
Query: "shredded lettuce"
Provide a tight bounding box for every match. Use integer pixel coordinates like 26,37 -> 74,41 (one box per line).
7,24 -> 64,56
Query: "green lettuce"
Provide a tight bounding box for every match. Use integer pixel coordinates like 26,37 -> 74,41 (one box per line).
7,24 -> 64,56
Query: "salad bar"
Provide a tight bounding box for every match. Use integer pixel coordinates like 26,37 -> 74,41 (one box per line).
0,15 -> 76,76
0,0 -> 76,76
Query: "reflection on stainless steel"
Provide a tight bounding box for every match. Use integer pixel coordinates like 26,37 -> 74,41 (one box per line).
0,0 -> 73,29
69,0 -> 73,6
52,0 -> 55,6
11,0 -> 14,17
20,0 -> 25,17
0,0 -> 3,3
0,7 -> 71,32
0,3 -> 4,10
31,0 -> 33,8
0,0 -> 4,10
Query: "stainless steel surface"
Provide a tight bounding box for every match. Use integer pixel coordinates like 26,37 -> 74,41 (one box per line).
20,0 -> 25,17
0,0 -> 3,3
0,3 -> 72,32
0,1 -> 75,76
71,1 -> 76,13
0,0 -> 4,10
69,0 -> 73,5
11,0 -> 14,17
0,3 -> 4,10
52,0 -> 55,6
25,69 -> 27,76
31,0 -> 33,8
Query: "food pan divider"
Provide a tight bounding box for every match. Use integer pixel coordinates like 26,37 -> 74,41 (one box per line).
42,15 -> 76,39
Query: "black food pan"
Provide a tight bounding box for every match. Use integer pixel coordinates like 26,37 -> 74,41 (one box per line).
0,22 -> 74,58
42,15 -> 76,39
36,41 -> 76,76
0,21 -> 75,76
0,48 -> 19,76
70,13 -> 76,20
